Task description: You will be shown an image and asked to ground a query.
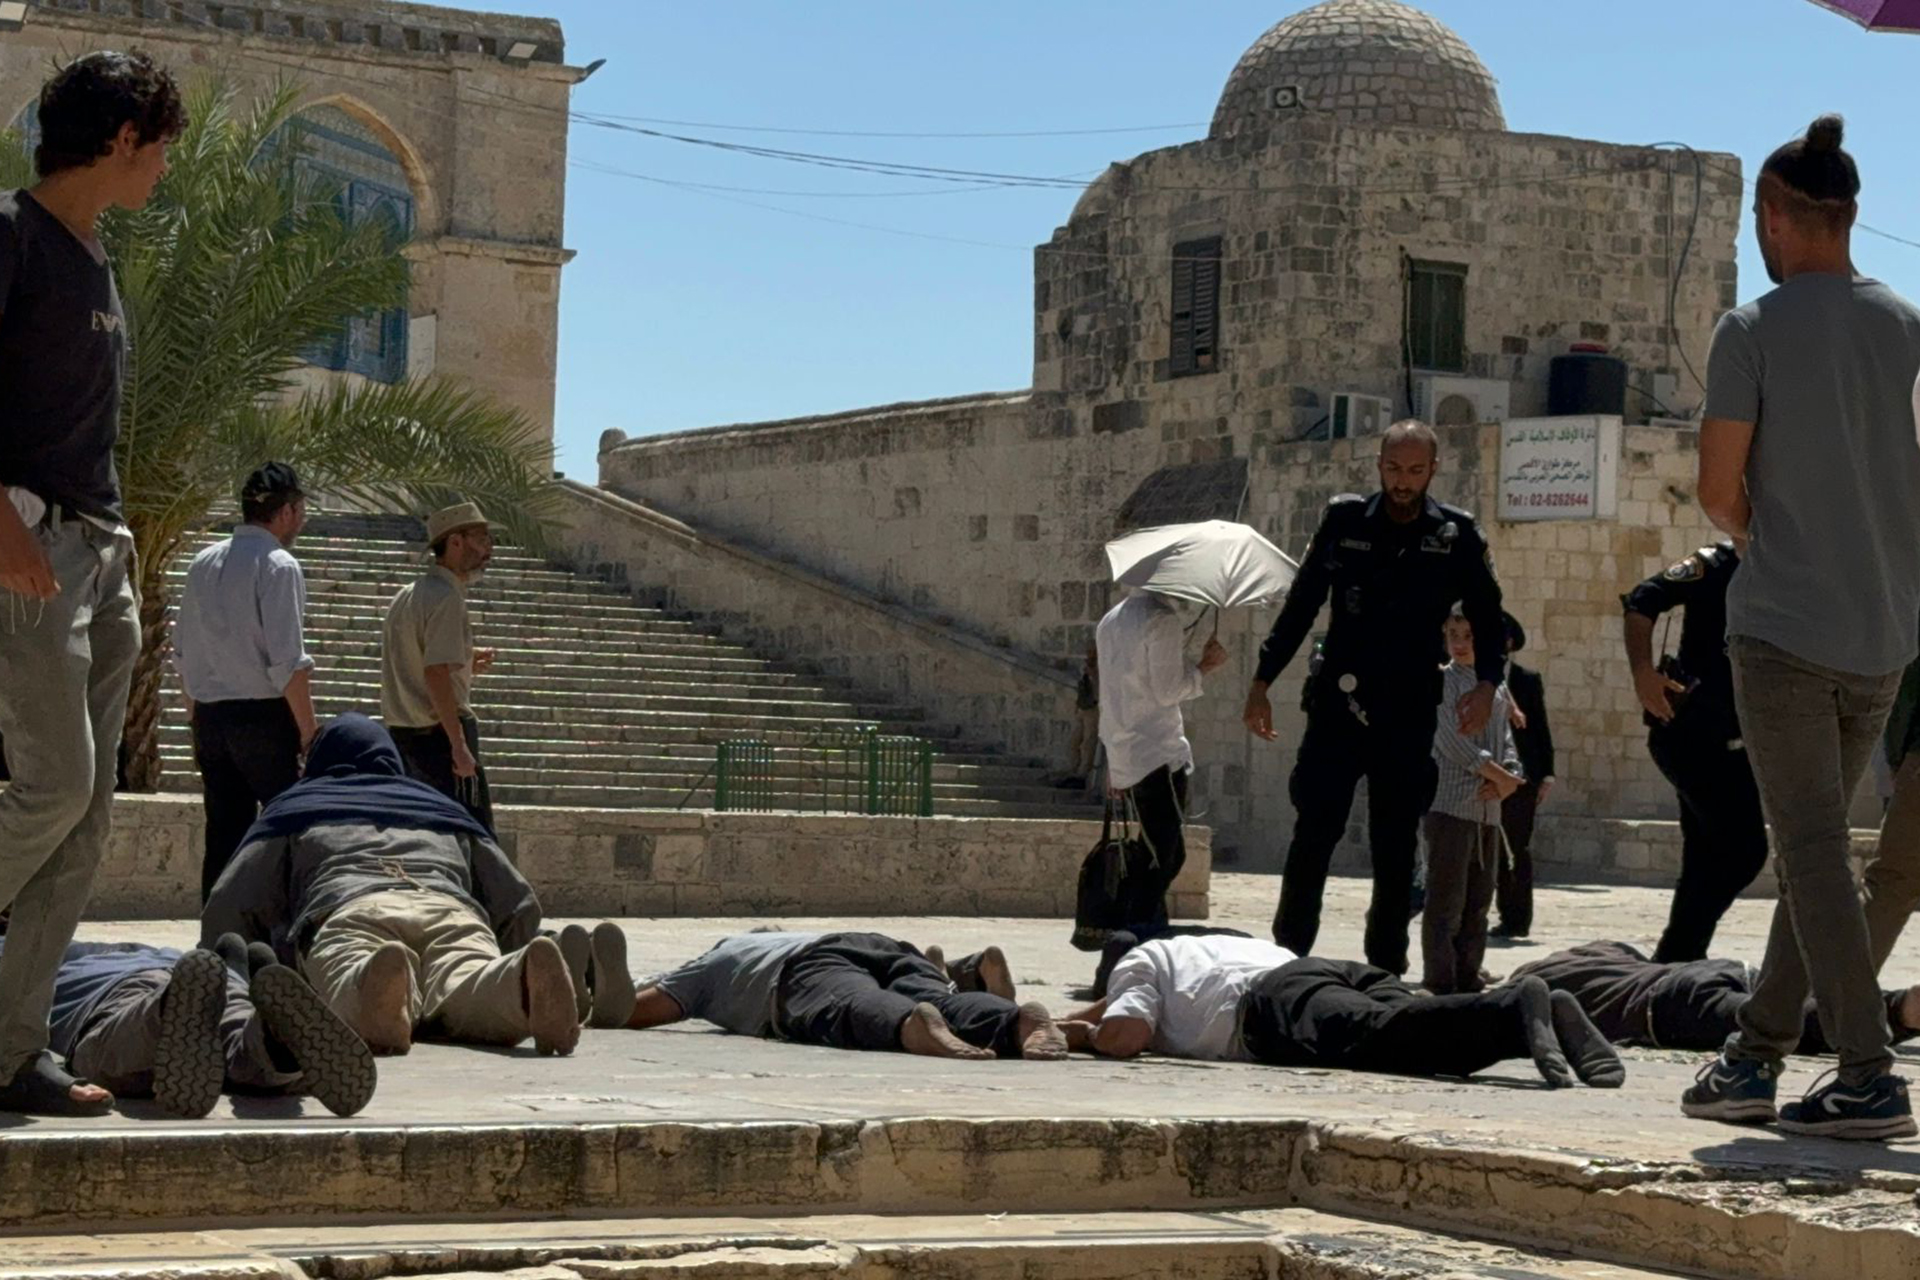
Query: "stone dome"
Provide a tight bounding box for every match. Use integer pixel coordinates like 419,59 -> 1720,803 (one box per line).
1211,0 -> 1505,140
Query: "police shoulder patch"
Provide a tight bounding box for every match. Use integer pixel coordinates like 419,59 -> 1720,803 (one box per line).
1664,554 -> 1707,582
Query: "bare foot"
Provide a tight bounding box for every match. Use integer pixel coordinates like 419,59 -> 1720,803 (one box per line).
922,945 -> 948,978
898,1003 -> 993,1060
976,946 -> 1017,1002
356,942 -> 415,1056
1017,1002 -> 1068,1061
524,936 -> 582,1057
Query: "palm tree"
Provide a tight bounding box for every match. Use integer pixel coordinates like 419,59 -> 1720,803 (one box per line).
2,75 -> 562,789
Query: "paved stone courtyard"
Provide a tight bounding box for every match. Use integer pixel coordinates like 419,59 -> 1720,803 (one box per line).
9,873 -> 1920,1280
41,872 -> 1920,1175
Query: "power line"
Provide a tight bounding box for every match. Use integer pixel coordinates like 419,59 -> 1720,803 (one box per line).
579,112 -> 1210,140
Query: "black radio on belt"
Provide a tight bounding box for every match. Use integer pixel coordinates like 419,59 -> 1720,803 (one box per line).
1657,653 -> 1701,718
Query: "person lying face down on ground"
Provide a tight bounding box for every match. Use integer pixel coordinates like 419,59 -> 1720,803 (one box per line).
625,930 -> 1067,1061
1059,934 -> 1624,1088
200,714 -> 592,1057
0,933 -> 373,1119
1511,940 -> 1920,1054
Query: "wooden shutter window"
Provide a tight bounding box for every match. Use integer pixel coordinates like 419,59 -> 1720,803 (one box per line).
1171,237 -> 1223,377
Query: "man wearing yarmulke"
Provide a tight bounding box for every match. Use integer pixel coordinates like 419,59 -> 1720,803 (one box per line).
1683,114 -> 1920,1141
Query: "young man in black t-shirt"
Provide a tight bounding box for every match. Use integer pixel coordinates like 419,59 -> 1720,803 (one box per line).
0,51 -> 184,1117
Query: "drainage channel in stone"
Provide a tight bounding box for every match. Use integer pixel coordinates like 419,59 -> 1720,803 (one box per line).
292,1237 -> 840,1280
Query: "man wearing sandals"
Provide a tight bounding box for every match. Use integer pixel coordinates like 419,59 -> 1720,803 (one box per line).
0,934 -> 375,1119
202,715 -> 608,1057
625,931 -> 1068,1062
0,52 -> 185,1117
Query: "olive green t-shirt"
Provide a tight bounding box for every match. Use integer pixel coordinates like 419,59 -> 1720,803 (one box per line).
381,564 -> 473,728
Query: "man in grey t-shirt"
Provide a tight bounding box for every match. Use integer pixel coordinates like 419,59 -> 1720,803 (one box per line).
627,930 -> 1065,1061
1682,115 -> 1920,1142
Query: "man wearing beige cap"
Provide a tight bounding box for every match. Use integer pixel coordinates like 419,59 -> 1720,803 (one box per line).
381,502 -> 497,833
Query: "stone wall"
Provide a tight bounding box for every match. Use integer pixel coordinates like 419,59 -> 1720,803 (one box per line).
549,480 -> 1078,763
600,110 -> 1743,866
2,0 -> 574,442
93,793 -> 1213,920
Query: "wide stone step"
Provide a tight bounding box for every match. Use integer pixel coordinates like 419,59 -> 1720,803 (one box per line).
0,1208 -> 1691,1280
294,634 -> 775,662
298,603 -> 712,634
163,674 -> 903,717
300,653 -> 842,689
3,1111 -> 1897,1279
156,705 -> 953,740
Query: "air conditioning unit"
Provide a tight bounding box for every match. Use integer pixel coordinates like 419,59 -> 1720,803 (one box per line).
1411,374 -> 1512,428
1329,392 -> 1393,440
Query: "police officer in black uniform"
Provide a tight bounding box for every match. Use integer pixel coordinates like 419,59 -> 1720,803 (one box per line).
1622,541 -> 1766,962
1246,421 -> 1507,974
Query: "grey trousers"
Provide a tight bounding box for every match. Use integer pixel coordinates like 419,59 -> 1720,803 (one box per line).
0,519 -> 141,1078
1865,754 -> 1920,972
64,966 -> 295,1096
1726,637 -> 1900,1083
1421,812 -> 1498,995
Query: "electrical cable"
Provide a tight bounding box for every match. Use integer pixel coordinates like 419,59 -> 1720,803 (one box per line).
577,112 -> 1210,139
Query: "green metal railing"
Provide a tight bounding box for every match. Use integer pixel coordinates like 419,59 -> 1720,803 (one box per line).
714,728 -> 935,816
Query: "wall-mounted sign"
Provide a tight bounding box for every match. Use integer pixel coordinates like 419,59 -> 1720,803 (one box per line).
1497,415 -> 1621,522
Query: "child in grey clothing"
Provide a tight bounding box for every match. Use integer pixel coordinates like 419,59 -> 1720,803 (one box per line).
1424,607 -> 1524,994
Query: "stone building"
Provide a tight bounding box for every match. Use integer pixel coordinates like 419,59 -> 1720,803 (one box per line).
600,0 -> 1750,869
0,0 -> 579,441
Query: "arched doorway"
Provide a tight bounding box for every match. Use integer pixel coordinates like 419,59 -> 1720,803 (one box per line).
279,103 -> 417,385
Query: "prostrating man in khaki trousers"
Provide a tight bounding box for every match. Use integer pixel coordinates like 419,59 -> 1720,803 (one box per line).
202,715 -> 578,1057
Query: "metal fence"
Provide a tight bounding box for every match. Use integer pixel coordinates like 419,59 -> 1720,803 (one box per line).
714,728 -> 935,817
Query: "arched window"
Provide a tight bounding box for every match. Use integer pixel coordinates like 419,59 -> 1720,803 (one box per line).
279,105 -> 416,385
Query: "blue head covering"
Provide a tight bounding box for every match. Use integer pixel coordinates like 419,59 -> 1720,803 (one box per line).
239,713 -> 492,847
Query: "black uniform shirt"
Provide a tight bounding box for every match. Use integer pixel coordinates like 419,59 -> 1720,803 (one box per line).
1256,493 -> 1506,711
1621,541 -> 1740,738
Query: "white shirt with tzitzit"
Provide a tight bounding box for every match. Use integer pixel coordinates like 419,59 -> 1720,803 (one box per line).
1104,934 -> 1299,1061
1096,593 -> 1203,791
1429,661 -> 1520,827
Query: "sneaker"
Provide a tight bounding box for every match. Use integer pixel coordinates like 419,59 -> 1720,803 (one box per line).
1680,1054 -> 1779,1124
1777,1070 -> 1918,1142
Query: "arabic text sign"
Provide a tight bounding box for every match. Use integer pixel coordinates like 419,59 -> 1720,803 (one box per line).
1497,415 -> 1620,522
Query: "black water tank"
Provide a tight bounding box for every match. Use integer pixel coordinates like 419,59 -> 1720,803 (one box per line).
1549,344 -> 1628,417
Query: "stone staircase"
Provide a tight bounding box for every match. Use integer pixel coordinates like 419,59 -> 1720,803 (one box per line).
155,513 -> 1099,819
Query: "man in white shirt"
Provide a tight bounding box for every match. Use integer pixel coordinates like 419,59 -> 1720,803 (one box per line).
1064,934 -> 1623,1089
1093,590 -> 1227,934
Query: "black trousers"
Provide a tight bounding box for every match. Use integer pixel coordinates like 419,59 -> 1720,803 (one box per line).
1125,766 -> 1191,933
390,715 -> 495,835
775,933 -> 1024,1057
1496,781 -> 1540,935
1624,958 -> 1910,1056
1275,702 -> 1438,974
1647,726 -> 1769,963
1238,957 -> 1532,1078
192,699 -> 301,904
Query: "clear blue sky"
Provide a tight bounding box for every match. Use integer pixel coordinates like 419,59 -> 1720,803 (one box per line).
536,0 -> 1920,479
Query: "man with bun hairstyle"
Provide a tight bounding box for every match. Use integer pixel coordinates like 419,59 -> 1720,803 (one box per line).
1682,116 -> 1920,1141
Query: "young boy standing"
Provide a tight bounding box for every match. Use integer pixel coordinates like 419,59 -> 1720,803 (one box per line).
1423,608 -> 1523,994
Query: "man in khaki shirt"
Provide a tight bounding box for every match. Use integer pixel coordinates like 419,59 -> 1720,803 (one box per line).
382,503 -> 496,832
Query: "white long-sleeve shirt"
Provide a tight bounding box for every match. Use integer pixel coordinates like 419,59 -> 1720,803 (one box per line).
1096,592 -> 1204,790
173,524 -> 313,703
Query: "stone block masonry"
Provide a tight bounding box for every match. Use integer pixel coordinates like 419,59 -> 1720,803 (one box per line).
2,0 -> 575,444
92,793 -> 1212,921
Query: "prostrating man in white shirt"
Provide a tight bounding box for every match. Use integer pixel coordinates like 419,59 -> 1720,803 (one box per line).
1063,934 -> 1623,1088
174,463 -> 314,904
1094,590 -> 1228,933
